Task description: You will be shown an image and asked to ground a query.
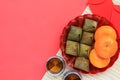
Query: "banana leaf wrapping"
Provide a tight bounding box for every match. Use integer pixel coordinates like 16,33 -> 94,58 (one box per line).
80,32 -> 94,46
79,44 -> 91,59
66,40 -> 79,56
74,57 -> 89,72
83,18 -> 98,32
67,26 -> 82,42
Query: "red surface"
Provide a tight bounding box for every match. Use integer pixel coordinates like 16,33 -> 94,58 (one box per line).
0,0 -> 87,80
60,14 -> 120,74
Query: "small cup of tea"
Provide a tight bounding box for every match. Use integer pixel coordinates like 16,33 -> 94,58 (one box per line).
46,56 -> 66,76
63,70 -> 82,80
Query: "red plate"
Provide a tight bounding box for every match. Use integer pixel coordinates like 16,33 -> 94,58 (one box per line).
60,14 -> 120,74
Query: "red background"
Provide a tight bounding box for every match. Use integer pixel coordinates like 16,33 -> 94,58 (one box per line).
0,0 -> 87,80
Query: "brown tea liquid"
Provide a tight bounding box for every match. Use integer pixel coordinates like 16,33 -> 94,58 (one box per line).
47,58 -> 63,74
65,74 -> 81,80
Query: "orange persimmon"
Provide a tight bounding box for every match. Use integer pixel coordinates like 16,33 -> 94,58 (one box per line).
94,36 -> 118,59
89,49 -> 110,68
94,26 -> 117,40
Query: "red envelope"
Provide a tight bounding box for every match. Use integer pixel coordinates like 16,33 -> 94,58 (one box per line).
111,5 -> 120,38
0,0 -> 87,79
89,0 -> 113,21
89,0 -> 120,49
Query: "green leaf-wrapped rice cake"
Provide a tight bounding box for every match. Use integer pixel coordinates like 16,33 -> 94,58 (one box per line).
65,40 -> 79,56
79,44 -> 91,59
67,26 -> 82,42
81,32 -> 94,46
74,57 -> 89,72
83,19 -> 98,32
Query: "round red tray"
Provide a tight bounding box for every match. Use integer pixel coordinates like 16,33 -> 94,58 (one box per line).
60,14 -> 120,74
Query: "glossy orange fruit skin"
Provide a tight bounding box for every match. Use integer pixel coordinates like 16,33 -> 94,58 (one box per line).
89,49 -> 110,68
94,37 -> 118,59
94,26 -> 117,41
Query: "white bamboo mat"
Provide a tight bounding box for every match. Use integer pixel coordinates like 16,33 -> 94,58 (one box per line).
42,0 -> 120,79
